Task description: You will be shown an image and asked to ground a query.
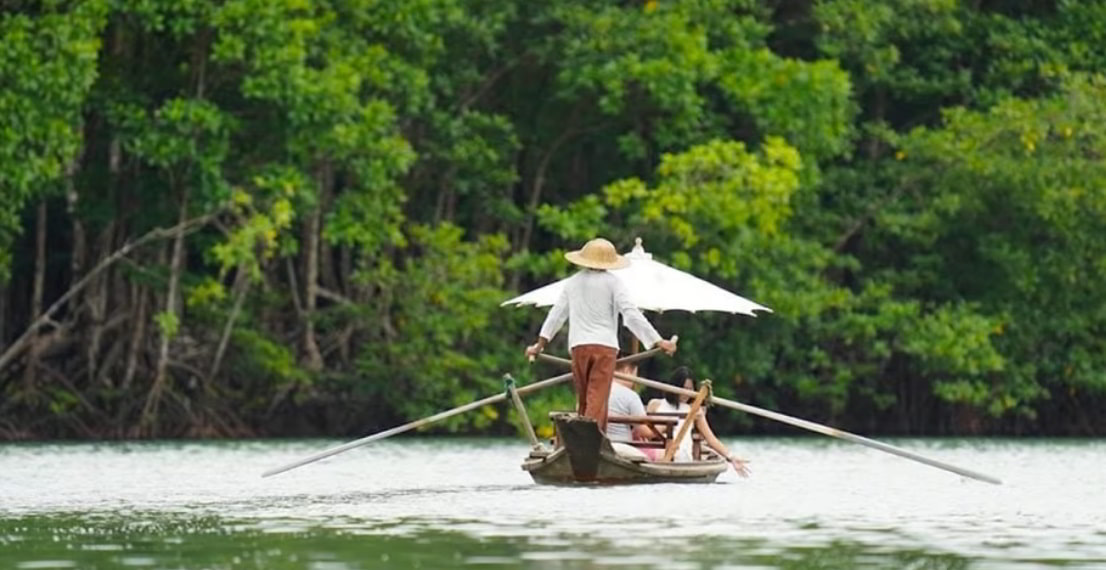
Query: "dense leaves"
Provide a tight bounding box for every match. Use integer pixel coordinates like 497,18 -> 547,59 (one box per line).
0,1 -> 105,279
2,0 -> 1105,439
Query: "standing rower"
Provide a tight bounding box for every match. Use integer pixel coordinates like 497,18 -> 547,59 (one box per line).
524,238 -> 676,432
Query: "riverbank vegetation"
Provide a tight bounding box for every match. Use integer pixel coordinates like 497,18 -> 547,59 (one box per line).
2,0 -> 1105,439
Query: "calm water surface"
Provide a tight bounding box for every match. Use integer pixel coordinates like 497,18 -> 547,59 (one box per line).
1,437 -> 1104,569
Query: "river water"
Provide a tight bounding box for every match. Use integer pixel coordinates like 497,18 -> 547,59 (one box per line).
1,437 -> 1103,569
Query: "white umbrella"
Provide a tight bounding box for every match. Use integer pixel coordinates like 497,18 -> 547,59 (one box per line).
502,238 -> 771,315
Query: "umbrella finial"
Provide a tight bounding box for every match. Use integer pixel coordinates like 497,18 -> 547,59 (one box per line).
627,237 -> 652,260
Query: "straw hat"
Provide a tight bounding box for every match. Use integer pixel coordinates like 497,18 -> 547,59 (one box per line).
564,238 -> 630,270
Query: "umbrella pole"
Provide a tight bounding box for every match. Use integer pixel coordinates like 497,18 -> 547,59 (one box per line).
535,353 -> 1001,485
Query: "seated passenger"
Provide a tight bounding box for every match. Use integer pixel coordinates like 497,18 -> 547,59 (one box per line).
605,362 -> 657,443
647,366 -> 751,477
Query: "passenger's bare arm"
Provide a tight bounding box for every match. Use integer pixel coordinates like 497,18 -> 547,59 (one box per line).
695,412 -> 750,477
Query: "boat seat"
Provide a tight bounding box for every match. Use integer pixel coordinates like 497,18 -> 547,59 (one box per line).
550,412 -> 689,422
606,414 -> 680,425
546,412 -> 707,459
605,414 -> 707,461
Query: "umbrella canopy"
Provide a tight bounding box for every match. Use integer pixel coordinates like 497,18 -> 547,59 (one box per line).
502,238 -> 771,315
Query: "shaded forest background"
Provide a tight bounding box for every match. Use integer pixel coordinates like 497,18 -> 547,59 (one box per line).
2,0 -> 1105,440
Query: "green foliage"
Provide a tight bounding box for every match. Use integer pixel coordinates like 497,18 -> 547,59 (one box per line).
631,137 -> 802,246
185,278 -> 227,309
4,0 -> 1106,438
114,98 -> 230,168
154,311 -> 180,339
890,73 -> 1106,414
815,0 -> 967,102
0,1 -> 106,280
547,0 -> 730,144
230,328 -> 311,386
353,224 -> 518,431
536,195 -> 607,244
212,173 -> 303,280
719,49 -> 855,161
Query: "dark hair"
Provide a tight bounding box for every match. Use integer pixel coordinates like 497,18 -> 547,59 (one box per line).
615,361 -> 637,373
665,366 -> 692,406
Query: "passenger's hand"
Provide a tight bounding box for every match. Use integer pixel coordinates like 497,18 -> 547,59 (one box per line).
656,338 -> 677,355
728,455 -> 751,478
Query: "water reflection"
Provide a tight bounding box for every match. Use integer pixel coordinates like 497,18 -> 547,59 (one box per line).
1,514 -> 985,570
2,438 -> 1105,569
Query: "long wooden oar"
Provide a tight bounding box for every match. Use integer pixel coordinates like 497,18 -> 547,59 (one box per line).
261,372 -> 570,477
536,354 -> 1002,485
261,349 -> 663,477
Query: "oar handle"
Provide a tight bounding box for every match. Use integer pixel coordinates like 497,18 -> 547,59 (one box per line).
534,342 -> 672,369
614,347 -> 663,365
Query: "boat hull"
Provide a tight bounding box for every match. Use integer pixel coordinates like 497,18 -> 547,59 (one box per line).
521,413 -> 727,485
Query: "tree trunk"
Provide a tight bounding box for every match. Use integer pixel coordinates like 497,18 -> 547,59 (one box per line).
0,282 -> 7,347
93,324 -> 126,388
66,156 -> 86,289
86,222 -> 114,385
519,153 -> 549,254
318,167 -> 339,295
143,184 -> 191,430
85,133 -> 122,385
206,268 -> 249,383
91,17 -> 127,388
513,113 -> 611,278
339,243 -> 351,298
511,125 -> 580,292
22,201 -> 48,391
337,243 -> 353,361
65,152 -> 92,384
122,277 -> 147,391
434,167 -> 456,224
300,164 -> 327,371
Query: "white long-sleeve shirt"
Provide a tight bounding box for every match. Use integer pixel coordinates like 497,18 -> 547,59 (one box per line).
538,270 -> 663,351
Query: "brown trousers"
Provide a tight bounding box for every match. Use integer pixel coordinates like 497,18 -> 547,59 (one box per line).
570,344 -> 618,432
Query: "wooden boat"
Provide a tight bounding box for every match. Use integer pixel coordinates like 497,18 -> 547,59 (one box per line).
520,412 -> 727,485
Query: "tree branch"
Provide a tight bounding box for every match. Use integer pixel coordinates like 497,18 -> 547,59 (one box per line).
0,212 -> 219,374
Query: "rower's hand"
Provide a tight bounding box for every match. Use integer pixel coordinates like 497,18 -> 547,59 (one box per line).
524,343 -> 543,360
656,338 -> 678,355
729,456 -> 751,478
